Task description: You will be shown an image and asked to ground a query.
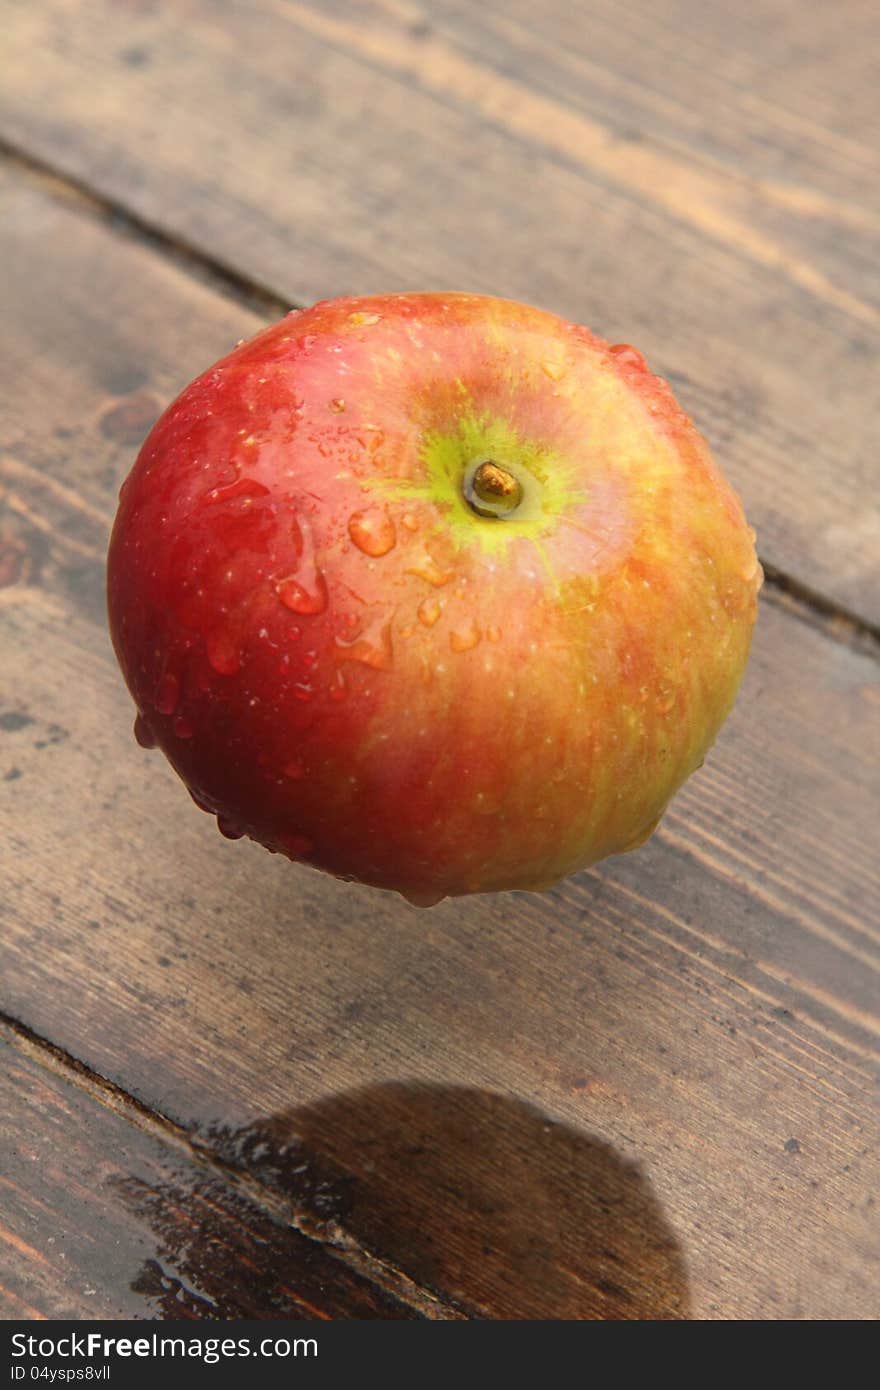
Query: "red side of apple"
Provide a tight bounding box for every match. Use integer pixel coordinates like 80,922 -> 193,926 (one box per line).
107,293 -> 761,904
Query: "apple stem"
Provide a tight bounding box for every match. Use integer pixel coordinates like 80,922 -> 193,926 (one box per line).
465,460 -> 523,518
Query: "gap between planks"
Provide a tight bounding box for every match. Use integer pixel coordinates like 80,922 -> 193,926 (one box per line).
0,1011 -> 463,1321
1,135 -> 877,664
0,137 -> 290,322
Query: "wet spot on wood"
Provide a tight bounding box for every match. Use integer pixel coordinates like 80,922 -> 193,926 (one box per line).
33,723 -> 70,749
204,1083 -> 692,1319
99,391 -> 162,446
120,46 -> 151,69
0,710 -> 35,732
128,1258 -> 216,1317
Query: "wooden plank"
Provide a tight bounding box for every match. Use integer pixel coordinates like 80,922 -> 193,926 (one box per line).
1,0 -> 878,624
0,1034 -> 418,1320
1,162 -> 878,1319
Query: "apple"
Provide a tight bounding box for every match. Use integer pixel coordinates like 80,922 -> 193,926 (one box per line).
107,293 -> 761,905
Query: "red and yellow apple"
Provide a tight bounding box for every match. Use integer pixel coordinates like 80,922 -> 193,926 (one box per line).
107,293 -> 761,905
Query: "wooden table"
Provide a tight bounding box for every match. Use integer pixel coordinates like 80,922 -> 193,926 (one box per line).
1,0 -> 878,1321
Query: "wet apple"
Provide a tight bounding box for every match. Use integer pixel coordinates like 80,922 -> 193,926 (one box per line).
107,293 -> 761,905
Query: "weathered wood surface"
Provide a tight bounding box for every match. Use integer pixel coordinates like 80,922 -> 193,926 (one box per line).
1,0 -> 879,626
0,1033 -> 418,1319
2,162 -> 878,1319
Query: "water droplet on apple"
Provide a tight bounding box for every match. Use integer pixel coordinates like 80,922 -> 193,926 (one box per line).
134,713 -> 157,748
449,619 -> 481,653
541,360 -> 566,381
204,477 -> 270,505
417,598 -> 441,628
275,516 -> 329,615
293,682 -> 314,701
406,554 -> 452,587
348,507 -> 397,557
206,629 -> 241,674
399,887 -> 446,908
153,671 -> 180,715
329,669 -> 348,701
173,714 -> 195,738
217,815 -> 245,839
335,614 -> 394,670
276,572 -> 328,615
609,343 -> 648,372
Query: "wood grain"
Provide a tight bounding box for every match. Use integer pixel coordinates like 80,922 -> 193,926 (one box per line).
0,1033 -> 417,1319
0,0 -> 878,624
1,161 -> 878,1319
